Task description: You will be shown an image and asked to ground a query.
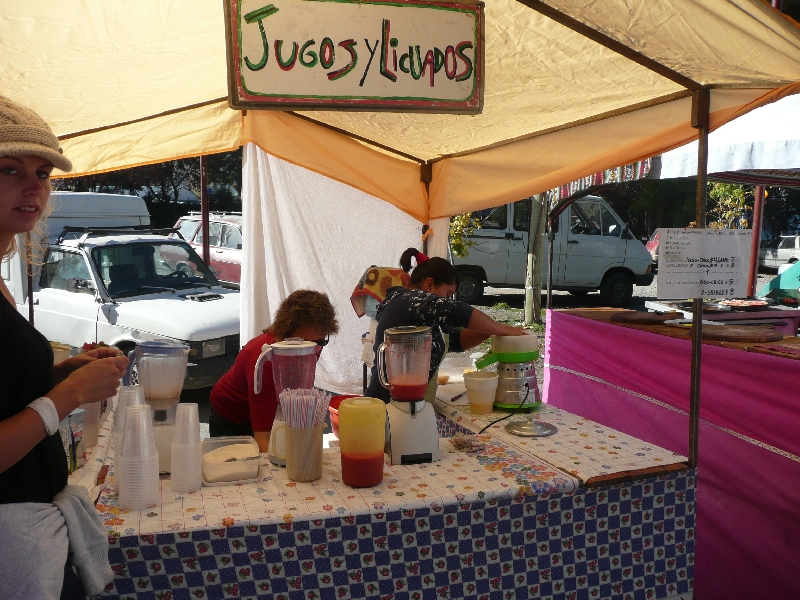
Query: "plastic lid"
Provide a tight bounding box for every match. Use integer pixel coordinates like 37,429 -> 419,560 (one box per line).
384,326 -> 431,337
136,340 -> 189,355
269,338 -> 319,355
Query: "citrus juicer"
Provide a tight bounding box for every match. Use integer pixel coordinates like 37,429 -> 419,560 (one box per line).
475,332 -> 541,410
254,338 -> 321,466
377,326 -> 440,465
475,332 -> 557,437
126,340 -> 190,471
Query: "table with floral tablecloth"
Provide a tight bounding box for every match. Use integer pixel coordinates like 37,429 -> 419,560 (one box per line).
89,400 -> 695,600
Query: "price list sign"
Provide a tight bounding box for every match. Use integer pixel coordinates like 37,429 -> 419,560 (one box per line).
657,228 -> 753,299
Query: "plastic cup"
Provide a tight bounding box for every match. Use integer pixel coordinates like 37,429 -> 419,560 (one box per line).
82,401 -> 102,449
285,425 -> 324,482
173,403 -> 201,445
115,386 -> 146,435
463,371 -> 499,415
170,443 -> 202,493
120,405 -> 158,458
118,454 -> 160,509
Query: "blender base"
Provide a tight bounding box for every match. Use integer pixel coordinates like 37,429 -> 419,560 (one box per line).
505,418 -> 558,437
386,400 -> 440,465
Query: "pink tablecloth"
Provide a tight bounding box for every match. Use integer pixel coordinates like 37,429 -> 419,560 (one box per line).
543,309 -> 800,599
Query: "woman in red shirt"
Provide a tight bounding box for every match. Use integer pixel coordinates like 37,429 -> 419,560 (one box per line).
209,289 -> 339,452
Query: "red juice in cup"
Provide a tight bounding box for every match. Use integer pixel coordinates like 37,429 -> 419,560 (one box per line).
341,451 -> 385,487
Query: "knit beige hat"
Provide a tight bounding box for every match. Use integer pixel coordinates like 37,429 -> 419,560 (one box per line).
0,95 -> 72,172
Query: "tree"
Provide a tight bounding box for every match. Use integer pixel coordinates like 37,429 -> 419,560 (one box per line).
52,149 -> 243,227
449,213 -> 481,258
707,183 -> 753,229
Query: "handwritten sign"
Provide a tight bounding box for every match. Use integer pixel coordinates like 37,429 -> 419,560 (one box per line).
225,0 -> 484,113
657,228 -> 753,299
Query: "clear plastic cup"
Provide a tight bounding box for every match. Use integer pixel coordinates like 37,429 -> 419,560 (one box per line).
170,443 -> 202,493
120,405 -> 158,458
118,454 -> 160,509
115,386 -> 146,436
463,371 -> 499,415
82,401 -> 102,449
173,403 -> 200,445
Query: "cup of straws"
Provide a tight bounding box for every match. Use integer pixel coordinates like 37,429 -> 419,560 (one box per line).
279,389 -> 331,482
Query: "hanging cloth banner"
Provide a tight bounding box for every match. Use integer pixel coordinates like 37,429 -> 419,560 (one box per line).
550,159 -> 653,203
225,0 -> 484,113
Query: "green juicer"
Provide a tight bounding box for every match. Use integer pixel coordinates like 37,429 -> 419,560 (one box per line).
475,335 -> 541,410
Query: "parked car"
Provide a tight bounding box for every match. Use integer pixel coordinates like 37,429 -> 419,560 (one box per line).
451,196 -> 654,306
4,228 -> 241,389
760,234 -> 800,270
173,212 -> 242,287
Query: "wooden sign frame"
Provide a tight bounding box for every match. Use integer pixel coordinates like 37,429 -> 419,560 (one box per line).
224,0 -> 484,113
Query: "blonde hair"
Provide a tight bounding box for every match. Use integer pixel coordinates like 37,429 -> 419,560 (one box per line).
2,201 -> 53,266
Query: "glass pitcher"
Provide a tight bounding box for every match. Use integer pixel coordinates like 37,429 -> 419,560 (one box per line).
377,326 -> 432,401
253,338 -> 320,395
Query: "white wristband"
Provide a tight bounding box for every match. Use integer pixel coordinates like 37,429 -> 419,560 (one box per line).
28,397 -> 60,436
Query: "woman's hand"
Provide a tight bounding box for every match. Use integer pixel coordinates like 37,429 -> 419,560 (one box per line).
497,324 -> 528,336
53,347 -> 123,384
49,355 -> 129,418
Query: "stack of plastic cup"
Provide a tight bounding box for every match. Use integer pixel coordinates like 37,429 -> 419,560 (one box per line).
117,404 -> 160,509
113,385 -> 146,460
170,403 -> 202,493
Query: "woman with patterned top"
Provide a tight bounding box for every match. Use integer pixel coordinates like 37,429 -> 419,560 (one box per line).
365,248 -> 526,402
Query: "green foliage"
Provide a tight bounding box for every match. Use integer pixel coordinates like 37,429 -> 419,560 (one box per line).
707,183 -> 753,229
598,178 -> 698,238
449,213 -> 481,258
492,301 -> 510,310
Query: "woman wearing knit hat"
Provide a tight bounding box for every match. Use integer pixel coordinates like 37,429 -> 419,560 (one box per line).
0,96 -> 129,599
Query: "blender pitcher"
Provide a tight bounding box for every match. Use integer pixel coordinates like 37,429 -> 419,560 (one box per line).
126,340 -> 190,472
253,338 -> 320,395
377,326 -> 432,401
253,338 -> 321,467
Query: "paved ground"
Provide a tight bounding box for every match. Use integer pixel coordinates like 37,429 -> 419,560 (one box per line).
183,272 -> 778,423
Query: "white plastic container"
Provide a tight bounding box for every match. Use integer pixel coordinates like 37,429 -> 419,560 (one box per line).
463,371 -> 499,415
201,436 -> 261,484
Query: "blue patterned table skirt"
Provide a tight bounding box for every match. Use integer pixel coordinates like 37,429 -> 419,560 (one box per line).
95,469 -> 695,600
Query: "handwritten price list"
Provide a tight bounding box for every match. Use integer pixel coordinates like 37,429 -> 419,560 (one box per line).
657,228 -> 752,300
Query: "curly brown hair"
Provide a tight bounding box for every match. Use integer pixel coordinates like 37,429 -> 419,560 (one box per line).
265,289 -> 339,341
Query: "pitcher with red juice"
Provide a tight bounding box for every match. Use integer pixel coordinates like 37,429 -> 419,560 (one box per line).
377,326 -> 440,466
338,398 -> 386,488
377,326 -> 432,402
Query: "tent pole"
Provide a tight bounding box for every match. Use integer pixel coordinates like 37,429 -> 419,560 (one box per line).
689,89 -> 710,470
748,186 -> 765,296
546,213 -> 554,311
200,155 -> 210,266
745,1 -> 783,295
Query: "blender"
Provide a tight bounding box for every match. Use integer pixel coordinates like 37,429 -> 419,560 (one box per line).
377,326 -> 440,465
126,340 -> 190,472
254,338 -> 320,466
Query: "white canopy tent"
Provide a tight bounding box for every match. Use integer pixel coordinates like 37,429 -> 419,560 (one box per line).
660,93 -> 800,179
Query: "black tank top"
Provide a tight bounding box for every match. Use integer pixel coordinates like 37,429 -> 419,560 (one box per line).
0,294 -> 68,504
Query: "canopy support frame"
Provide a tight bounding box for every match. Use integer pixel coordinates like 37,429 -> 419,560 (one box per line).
689,88 -> 710,470
517,0 -> 703,91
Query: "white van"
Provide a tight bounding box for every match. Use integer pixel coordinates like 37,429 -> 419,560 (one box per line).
3,193 -> 241,389
452,196 -> 654,306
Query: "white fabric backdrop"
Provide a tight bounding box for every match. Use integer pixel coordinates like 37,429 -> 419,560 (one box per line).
427,217 -> 451,259
660,94 -> 800,178
240,144 -> 423,394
